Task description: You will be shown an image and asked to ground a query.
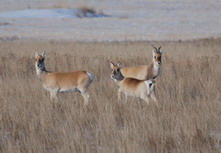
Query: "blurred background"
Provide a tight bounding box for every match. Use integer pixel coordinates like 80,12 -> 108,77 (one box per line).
0,0 -> 220,42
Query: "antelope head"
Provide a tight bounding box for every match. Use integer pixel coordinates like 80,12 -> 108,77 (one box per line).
35,52 -> 46,71
110,62 -> 124,81
152,46 -> 163,66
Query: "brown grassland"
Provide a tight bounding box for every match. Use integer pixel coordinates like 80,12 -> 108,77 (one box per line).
0,38 -> 221,153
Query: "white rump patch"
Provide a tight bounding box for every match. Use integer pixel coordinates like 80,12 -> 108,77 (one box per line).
87,72 -> 94,82
144,80 -> 154,90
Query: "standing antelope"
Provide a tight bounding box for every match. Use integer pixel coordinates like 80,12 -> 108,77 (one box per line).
110,62 -> 157,105
35,52 -> 94,105
120,46 -> 163,80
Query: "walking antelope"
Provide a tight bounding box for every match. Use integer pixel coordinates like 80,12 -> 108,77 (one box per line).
110,62 -> 157,105
35,52 -> 94,105
120,46 -> 163,80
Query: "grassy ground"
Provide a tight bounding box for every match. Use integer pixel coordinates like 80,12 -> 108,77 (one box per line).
0,38 -> 221,153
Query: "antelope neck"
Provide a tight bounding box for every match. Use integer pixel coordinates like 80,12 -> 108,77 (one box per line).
36,67 -> 47,76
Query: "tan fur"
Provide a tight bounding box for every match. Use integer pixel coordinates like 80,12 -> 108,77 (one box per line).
110,62 -> 157,105
120,47 -> 163,80
35,52 -> 94,105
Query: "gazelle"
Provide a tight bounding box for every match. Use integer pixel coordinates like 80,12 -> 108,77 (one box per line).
35,52 -> 94,105
120,46 -> 163,80
110,62 -> 157,105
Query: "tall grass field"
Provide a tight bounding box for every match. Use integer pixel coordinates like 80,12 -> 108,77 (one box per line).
0,39 -> 221,153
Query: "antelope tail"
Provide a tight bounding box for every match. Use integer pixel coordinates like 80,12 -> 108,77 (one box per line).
87,72 -> 94,83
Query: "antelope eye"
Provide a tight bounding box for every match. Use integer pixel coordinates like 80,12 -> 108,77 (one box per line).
117,68 -> 120,72
154,56 -> 156,59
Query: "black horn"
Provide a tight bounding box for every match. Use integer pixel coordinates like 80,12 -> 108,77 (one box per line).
158,46 -> 161,52
152,45 -> 157,51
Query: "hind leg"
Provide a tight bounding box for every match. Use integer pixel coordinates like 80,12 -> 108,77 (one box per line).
141,95 -> 149,105
79,89 -> 90,106
82,93 -> 89,106
150,92 -> 158,106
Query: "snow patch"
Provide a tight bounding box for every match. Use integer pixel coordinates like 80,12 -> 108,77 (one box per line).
0,8 -> 108,19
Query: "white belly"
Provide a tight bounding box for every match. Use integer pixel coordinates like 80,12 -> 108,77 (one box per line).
43,85 -> 79,93
59,88 -> 80,93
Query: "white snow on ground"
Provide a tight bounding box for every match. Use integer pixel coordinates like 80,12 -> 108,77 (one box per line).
0,0 -> 220,42
0,9 -> 107,18
0,9 -> 78,18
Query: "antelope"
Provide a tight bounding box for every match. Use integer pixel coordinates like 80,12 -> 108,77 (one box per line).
110,62 -> 157,105
120,46 -> 163,80
35,52 -> 94,105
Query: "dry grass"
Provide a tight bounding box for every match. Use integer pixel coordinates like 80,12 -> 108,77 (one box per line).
79,6 -> 96,14
76,6 -> 105,18
0,38 -> 221,153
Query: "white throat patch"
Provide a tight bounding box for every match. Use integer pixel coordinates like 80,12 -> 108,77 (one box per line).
153,62 -> 160,75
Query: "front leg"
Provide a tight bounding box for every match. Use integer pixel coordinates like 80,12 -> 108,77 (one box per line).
82,92 -> 90,106
79,88 -> 90,106
50,90 -> 58,102
117,89 -> 121,101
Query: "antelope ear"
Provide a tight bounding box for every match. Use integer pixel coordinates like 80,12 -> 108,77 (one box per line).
117,62 -> 123,68
110,62 -> 115,69
35,52 -> 39,58
42,51 -> 46,57
159,49 -> 163,54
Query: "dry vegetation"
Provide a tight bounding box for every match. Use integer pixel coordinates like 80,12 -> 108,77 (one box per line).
76,6 -> 105,18
0,39 -> 221,153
